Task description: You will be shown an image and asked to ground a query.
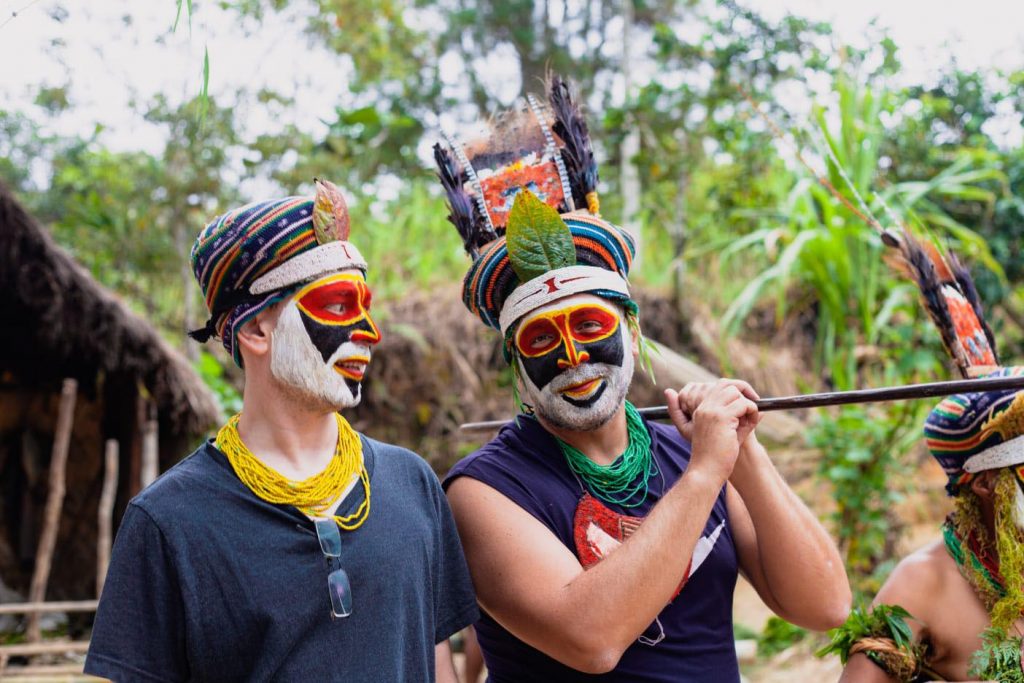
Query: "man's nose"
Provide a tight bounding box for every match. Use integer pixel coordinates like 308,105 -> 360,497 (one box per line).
350,316 -> 382,346
557,340 -> 590,370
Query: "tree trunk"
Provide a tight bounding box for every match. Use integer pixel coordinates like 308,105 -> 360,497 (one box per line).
175,210 -> 198,362
25,379 -> 76,643
619,0 -> 641,248
670,129 -> 692,346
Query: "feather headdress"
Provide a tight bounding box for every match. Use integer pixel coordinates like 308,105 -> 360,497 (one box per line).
434,76 -> 601,257
882,228 -> 998,377
435,75 -> 636,335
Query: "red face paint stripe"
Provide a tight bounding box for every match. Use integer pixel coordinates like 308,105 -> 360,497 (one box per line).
516,304 -> 619,361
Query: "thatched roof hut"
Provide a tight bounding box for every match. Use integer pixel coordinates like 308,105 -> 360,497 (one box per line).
0,181 -> 221,601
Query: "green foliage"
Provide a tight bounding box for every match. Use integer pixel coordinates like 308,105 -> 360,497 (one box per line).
968,627 -> 1024,683
195,351 -> 243,416
350,181 -> 467,299
505,190 -> 576,282
173,0 -> 193,32
808,403 -> 924,589
816,603 -> 916,665
718,73 -> 1001,390
733,622 -> 759,641
757,616 -> 807,658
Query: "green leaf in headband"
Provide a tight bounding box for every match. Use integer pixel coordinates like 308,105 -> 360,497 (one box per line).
506,189 -> 577,282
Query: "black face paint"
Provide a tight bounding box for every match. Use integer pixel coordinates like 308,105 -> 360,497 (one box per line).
299,313 -> 377,364
561,381 -> 608,408
299,314 -> 378,392
519,327 -> 624,390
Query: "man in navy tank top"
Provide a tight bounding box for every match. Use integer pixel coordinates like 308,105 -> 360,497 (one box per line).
434,76 -> 851,681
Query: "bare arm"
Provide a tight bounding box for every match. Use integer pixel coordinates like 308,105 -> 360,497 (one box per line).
727,434 -> 851,630
839,654 -> 899,683
839,548 -> 941,682
446,381 -> 758,674
435,641 -> 459,683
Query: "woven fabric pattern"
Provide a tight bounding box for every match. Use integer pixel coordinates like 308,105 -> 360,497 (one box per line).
462,212 -> 636,330
924,366 -> 1024,494
190,197 -> 317,365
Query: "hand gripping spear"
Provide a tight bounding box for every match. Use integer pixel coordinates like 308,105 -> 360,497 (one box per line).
459,374 -> 1024,432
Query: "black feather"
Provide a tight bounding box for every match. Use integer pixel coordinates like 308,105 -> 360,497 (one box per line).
433,142 -> 496,259
548,75 -> 598,211
949,251 -> 999,363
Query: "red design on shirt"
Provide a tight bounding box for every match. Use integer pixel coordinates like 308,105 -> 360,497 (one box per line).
573,493 -> 689,600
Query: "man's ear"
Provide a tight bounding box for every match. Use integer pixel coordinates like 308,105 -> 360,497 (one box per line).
236,305 -> 280,360
970,469 -> 999,500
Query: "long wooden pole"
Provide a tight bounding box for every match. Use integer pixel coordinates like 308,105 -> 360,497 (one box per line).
459,375 -> 1024,431
96,439 -> 118,598
26,378 -> 77,643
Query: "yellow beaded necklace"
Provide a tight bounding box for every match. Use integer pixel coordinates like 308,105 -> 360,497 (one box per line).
215,413 -> 370,530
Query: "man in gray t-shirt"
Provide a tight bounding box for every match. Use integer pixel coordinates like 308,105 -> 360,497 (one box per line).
86,181 -> 477,682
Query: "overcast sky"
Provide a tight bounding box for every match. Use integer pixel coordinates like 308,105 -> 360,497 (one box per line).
1,0 -> 1021,157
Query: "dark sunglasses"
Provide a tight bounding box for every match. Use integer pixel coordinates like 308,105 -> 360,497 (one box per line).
314,518 -> 353,618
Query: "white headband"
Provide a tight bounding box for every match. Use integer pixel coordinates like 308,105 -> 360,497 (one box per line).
498,265 -> 630,335
963,434 -> 1024,473
249,241 -> 367,295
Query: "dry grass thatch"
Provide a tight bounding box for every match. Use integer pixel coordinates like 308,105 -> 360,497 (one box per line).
0,181 -> 220,435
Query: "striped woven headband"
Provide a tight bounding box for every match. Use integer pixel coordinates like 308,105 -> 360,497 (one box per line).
189,184 -> 363,366
924,366 -> 1024,494
461,213 -> 636,331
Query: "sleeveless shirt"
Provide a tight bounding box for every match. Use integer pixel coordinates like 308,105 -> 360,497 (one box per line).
444,415 -> 740,682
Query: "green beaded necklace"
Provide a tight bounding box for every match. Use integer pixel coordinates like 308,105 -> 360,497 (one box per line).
556,401 -> 659,508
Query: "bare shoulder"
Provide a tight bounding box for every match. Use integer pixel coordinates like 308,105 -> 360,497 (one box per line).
445,476 -> 564,553
874,538 -> 953,621
446,474 -> 514,515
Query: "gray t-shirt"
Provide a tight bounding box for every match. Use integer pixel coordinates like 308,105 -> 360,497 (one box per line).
85,434 -> 478,682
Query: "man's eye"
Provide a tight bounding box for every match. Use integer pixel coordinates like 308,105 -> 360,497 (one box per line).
324,303 -> 348,315
530,334 -> 555,349
577,321 -> 603,333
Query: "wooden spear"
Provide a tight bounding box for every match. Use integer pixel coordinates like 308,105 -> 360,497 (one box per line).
459,374 -> 1024,432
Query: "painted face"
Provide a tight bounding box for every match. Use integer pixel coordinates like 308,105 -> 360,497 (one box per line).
270,272 -> 381,411
514,294 -> 634,431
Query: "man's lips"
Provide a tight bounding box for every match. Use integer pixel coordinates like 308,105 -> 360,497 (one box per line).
559,377 -> 604,400
333,355 -> 370,381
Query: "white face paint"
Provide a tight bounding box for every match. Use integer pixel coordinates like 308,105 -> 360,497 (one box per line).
514,294 -> 635,432
269,272 -> 380,412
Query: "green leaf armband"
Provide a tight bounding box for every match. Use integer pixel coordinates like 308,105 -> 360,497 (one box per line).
816,604 -> 929,682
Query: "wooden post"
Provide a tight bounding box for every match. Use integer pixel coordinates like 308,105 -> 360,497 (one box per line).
140,403 -> 158,489
96,439 -> 118,598
25,378 -> 77,643
128,391 -> 144,497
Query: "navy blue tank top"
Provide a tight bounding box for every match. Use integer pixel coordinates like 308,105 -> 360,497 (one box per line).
444,415 -> 740,682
